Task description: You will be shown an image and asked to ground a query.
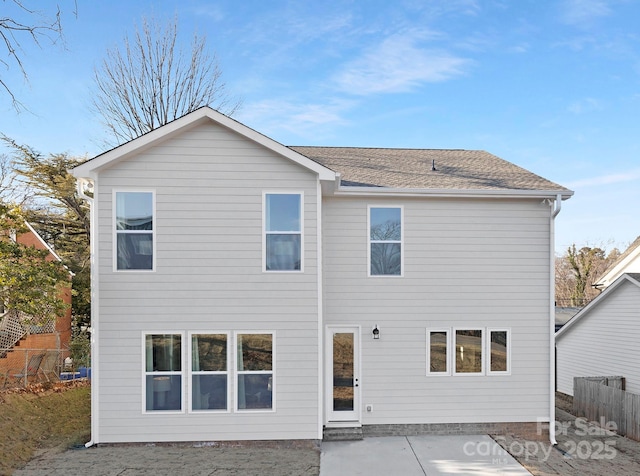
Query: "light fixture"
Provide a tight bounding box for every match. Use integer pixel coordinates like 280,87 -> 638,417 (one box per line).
372,325 -> 380,340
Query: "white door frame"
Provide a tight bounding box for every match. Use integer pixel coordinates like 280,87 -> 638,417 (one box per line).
325,325 -> 361,425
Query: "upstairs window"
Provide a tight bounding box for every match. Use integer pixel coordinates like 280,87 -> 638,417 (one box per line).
369,206 -> 402,276
115,191 -> 154,270
264,193 -> 302,271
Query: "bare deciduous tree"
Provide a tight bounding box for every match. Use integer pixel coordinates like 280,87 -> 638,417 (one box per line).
92,16 -> 241,146
555,243 -> 621,307
0,1 -> 72,110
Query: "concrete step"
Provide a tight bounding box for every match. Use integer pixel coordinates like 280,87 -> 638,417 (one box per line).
323,426 -> 363,441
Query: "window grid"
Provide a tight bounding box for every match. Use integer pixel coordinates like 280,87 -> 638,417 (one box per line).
114,190 -> 155,272
368,205 -> 403,277
263,192 -> 303,272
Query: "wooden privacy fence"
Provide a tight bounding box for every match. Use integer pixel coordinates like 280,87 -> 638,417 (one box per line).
573,376 -> 640,441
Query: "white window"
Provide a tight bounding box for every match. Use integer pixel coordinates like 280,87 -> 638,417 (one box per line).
426,329 -> 450,375
190,333 -> 230,411
264,193 -> 302,271
454,329 -> 484,375
144,333 -> 183,412
369,206 -> 402,276
236,333 -> 274,411
487,329 -> 510,375
115,191 -> 154,271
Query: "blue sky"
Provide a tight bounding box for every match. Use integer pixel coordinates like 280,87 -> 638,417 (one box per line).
1,0 -> 639,254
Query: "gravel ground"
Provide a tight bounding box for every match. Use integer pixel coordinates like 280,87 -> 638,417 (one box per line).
13,393 -> 640,475
13,442 -> 321,476
494,394 -> 640,475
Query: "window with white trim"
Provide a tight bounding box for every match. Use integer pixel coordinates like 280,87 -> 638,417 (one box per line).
264,193 -> 302,271
454,329 -> 483,375
190,333 -> 229,411
488,329 -> 510,374
115,191 -> 154,270
427,329 -> 450,375
369,206 -> 402,276
236,333 -> 274,410
144,333 -> 183,412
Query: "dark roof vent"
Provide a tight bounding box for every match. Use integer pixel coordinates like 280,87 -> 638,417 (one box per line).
431,159 -> 437,171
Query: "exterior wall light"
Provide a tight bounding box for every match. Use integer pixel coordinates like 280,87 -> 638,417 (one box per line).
372,325 -> 380,339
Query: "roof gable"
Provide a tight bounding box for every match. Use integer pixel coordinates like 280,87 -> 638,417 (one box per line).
71,107 -> 336,181
556,273 -> 640,340
594,236 -> 640,289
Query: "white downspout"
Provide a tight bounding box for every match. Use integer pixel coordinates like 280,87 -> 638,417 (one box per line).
549,193 -> 562,445
317,179 -> 324,440
76,177 -> 99,448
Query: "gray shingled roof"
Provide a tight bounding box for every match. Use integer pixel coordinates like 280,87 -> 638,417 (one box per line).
289,146 -> 570,192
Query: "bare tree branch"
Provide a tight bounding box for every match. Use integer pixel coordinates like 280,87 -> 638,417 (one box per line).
0,1 -> 72,111
92,15 -> 241,147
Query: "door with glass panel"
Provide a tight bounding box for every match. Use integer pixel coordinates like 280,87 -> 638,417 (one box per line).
327,327 -> 360,422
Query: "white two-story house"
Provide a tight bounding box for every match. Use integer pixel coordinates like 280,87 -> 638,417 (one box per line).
72,107 -> 572,445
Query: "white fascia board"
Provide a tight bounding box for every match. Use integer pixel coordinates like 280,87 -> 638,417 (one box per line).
71,107 -> 336,181
555,274 -> 640,340
333,186 -> 574,200
595,247 -> 640,288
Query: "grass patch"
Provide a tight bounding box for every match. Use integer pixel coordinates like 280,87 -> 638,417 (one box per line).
0,381 -> 90,475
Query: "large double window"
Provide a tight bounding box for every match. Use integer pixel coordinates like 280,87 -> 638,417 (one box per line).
369,206 -> 402,276
264,193 -> 302,271
115,191 -> 154,271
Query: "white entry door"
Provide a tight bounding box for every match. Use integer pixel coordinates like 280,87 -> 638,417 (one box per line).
326,326 -> 361,423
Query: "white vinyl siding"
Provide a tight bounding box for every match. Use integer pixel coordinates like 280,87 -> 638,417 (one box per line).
324,196 -> 551,425
94,121 -> 320,442
556,279 -> 640,396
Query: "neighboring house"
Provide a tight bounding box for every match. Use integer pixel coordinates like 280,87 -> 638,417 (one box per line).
71,107 -> 572,445
593,236 -> 640,290
0,222 -> 73,374
556,273 -> 640,396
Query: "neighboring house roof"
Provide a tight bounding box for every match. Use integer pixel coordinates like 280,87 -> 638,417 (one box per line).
290,146 -> 572,195
17,222 -> 74,276
72,107 -> 573,200
555,307 -> 581,329
555,273 -> 640,339
593,236 -> 640,289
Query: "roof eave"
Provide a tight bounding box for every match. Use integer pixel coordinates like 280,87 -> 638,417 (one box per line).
331,186 -> 574,199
